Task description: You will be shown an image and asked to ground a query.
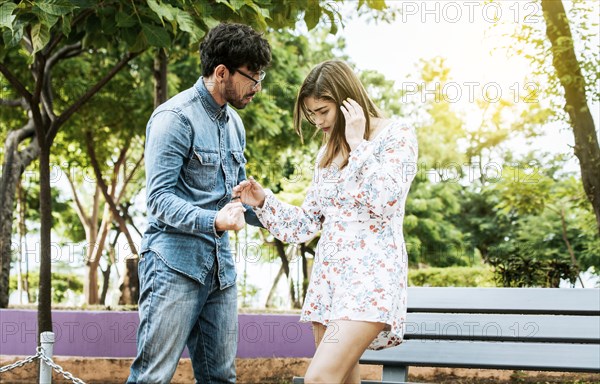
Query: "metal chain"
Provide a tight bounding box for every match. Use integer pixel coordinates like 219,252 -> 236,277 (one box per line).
36,347 -> 87,384
0,350 -> 41,372
0,347 -> 86,384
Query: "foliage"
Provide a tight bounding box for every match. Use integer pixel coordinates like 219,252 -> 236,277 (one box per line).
0,0 -> 395,311
500,0 -> 600,119
11,169 -> 85,242
408,266 -> 496,287
401,57 -> 475,267
2,0 -> 598,307
241,29 -> 345,193
468,153 -> 599,287
404,177 -> 470,267
9,270 -> 83,303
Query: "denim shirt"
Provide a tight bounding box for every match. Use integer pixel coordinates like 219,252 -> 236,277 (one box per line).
140,77 -> 261,289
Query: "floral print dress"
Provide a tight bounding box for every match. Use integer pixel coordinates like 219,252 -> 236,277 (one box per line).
254,121 -> 418,350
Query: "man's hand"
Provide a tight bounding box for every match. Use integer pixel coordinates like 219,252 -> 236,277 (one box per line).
232,176 -> 266,208
215,202 -> 246,231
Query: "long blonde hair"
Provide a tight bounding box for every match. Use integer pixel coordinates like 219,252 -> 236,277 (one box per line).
293,60 -> 382,169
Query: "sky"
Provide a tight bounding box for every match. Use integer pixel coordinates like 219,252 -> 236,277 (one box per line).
336,0 -> 599,162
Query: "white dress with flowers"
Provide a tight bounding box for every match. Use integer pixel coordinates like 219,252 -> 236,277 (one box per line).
254,121 -> 418,350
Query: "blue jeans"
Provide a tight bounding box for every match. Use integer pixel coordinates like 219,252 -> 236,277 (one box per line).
127,251 -> 238,383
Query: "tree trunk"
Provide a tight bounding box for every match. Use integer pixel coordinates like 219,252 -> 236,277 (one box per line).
37,143 -> 53,334
0,125 -> 38,307
300,243 -> 312,304
16,179 -> 27,303
85,137 -> 140,304
273,238 -> 297,305
86,262 -> 99,304
86,205 -> 111,304
118,257 -> 139,305
153,48 -> 168,107
265,265 -> 284,308
559,207 -> 584,287
99,264 -> 112,305
541,0 -> 600,235
1,47 -> 140,332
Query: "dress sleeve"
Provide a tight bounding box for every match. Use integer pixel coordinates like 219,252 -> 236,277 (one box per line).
337,124 -> 418,221
254,169 -> 323,244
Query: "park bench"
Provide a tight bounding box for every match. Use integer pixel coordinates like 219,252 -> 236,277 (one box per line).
294,287 -> 600,383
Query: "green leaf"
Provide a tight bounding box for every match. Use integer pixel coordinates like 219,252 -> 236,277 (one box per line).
174,10 -> 203,42
174,9 -> 195,34
230,0 -> 245,11
116,11 -> 136,28
243,0 -> 270,20
214,0 -> 237,12
74,0 -> 96,7
304,0 -> 321,31
323,9 -> 338,34
147,0 -> 174,23
61,14 -> 71,36
203,16 -> 220,30
367,0 -> 387,11
31,22 -> 50,53
121,27 -> 138,47
142,23 -> 170,48
3,19 -> 23,47
0,2 -> 17,31
32,6 -> 60,29
35,0 -> 77,16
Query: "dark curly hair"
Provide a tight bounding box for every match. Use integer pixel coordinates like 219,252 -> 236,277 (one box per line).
199,23 -> 271,77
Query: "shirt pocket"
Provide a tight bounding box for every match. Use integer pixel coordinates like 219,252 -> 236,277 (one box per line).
230,150 -> 247,184
186,148 -> 220,190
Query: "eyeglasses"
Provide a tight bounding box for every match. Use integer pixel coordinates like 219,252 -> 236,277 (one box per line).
231,68 -> 266,89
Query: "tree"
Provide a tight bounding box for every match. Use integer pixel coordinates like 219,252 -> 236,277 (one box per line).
1,1 -> 146,334
489,152 -> 598,287
0,0 -> 394,339
503,0 -> 600,234
540,0 -> 600,236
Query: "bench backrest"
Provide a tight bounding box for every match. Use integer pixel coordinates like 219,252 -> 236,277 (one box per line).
360,288 -> 600,376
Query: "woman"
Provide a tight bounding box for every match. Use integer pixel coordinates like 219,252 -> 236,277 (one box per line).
233,60 -> 418,383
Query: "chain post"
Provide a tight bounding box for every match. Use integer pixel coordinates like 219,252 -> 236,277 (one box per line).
39,331 -> 55,383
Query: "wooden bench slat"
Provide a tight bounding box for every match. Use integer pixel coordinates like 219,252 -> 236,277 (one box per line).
407,288 -> 600,315
361,340 -> 600,372
403,313 -> 600,343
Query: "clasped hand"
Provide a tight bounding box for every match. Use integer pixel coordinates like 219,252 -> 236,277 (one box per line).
232,176 -> 266,208
215,202 -> 246,231
216,177 -> 265,232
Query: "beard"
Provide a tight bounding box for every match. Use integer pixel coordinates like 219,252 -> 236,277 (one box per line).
224,79 -> 256,109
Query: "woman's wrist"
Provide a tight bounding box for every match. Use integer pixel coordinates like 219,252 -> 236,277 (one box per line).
348,138 -> 364,151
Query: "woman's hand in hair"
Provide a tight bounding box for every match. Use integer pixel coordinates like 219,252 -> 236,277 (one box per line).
340,98 -> 366,151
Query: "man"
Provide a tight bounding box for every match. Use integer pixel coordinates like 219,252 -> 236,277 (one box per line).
127,23 -> 271,383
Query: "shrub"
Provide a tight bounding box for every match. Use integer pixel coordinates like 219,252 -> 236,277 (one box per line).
409,266 -> 496,287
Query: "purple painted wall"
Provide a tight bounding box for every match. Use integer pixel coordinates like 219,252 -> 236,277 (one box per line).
0,310 -> 315,358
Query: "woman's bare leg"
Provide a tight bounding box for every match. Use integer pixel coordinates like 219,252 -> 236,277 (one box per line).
342,363 -> 361,384
312,322 -> 327,348
304,320 -> 384,384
